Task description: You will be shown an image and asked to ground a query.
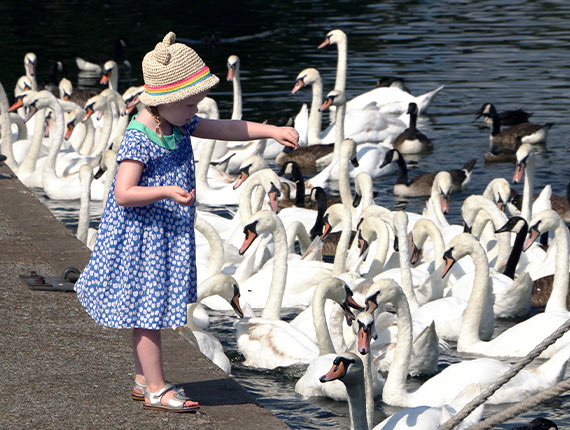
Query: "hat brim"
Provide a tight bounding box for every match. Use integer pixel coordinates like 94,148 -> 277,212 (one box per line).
139,73 -> 219,107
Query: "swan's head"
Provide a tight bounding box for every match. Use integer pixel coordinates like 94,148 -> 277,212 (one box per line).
338,138 -> 359,167
355,311 -> 377,355
475,102 -> 496,120
524,209 -> 562,251
322,203 -> 351,240
317,29 -> 347,49
433,171 -> 452,214
357,217 -> 389,258
379,148 -> 401,169
461,195 -> 506,232
319,89 -> 346,111
353,172 -> 373,208
59,77 -> 73,101
10,90 -> 54,122
239,210 -> 281,255
410,219 -> 437,265
15,76 -> 34,95
8,90 -> 34,118
100,60 -> 117,85
317,278 -> 363,326
227,55 -> 240,81
442,233 -> 483,278
485,178 -> 511,212
319,352 -> 362,385
292,68 -> 320,93
64,109 -> 84,140
364,279 -> 402,313
122,85 -> 145,114
241,169 -> 281,212
24,52 -> 37,77
200,273 -> 243,318
513,143 -> 534,184
234,156 -> 267,189
83,94 -> 107,122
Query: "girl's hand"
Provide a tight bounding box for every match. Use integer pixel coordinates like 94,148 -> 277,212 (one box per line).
168,186 -> 196,206
273,126 -> 299,149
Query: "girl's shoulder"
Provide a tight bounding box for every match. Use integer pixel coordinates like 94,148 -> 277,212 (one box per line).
117,129 -> 154,164
181,115 -> 199,135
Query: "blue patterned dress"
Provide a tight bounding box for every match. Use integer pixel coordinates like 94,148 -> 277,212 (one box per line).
75,116 -> 198,329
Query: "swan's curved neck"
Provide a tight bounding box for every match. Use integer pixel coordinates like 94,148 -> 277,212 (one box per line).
365,221 -> 390,278
77,172 -> 92,243
334,39 -> 347,92
522,157 -> 534,222
332,210 -> 352,276
458,243 -> 492,350
286,221 -> 311,254
261,218 -> 288,320
333,104 -> 346,163
383,292 -> 413,405
18,108 -> 46,175
545,223 -> 570,313
339,144 -> 354,213
42,97 -> 66,182
195,217 -> 224,278
307,78 -> 323,145
89,104 -> 114,163
311,288 -> 336,355
429,189 -> 449,228
396,221 -> 420,311
231,69 -> 242,120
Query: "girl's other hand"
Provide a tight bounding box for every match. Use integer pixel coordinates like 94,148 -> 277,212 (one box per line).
168,186 -> 196,205
274,126 -> 299,149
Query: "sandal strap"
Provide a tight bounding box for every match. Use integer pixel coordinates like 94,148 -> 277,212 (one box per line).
150,383 -> 175,400
132,381 -> 146,392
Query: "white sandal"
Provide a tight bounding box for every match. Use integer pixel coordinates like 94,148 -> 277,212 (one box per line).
131,381 -> 146,401
143,383 -> 200,413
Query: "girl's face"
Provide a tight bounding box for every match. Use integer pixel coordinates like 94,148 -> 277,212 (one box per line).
157,91 -> 208,126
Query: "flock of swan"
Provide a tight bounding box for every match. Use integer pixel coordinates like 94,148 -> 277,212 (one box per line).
2,29 -> 569,430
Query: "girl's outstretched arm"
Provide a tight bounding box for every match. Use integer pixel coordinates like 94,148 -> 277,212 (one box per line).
115,160 -> 196,207
192,117 -> 299,148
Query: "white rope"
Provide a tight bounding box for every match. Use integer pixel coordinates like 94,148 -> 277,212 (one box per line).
468,377 -> 570,430
439,317 -> 570,430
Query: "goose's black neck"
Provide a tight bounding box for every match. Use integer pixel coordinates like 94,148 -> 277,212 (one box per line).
503,220 -> 528,279
395,152 -> 409,185
491,110 -> 502,136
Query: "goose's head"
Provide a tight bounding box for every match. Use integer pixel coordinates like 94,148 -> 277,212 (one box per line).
364,278 -> 402,313
518,418 -> 558,430
83,93 -> 108,122
433,171 -> 452,214
24,52 -> 37,78
319,352 -> 362,385
407,102 -> 419,116
122,85 -> 144,114
239,210 -> 281,255
234,155 -> 267,189
355,311 -> 377,355
319,89 -> 346,111
495,216 -> 527,236
442,233 -> 483,278
513,143 -> 534,184
58,77 -> 73,101
278,160 -> 303,182
379,148 -> 400,169
100,60 -> 117,85
317,29 -> 347,49
322,203 -> 351,240
484,178 -> 511,212
475,102 -> 496,120
227,55 -> 240,81
199,273 -> 243,318
292,68 -> 320,93
523,209 -> 562,251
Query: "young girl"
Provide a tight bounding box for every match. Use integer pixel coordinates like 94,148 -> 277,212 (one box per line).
74,31 -> 298,413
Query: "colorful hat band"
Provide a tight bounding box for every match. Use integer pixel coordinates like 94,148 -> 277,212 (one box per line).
144,66 -> 211,96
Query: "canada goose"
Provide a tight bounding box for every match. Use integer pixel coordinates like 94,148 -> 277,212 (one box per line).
483,103 -> 553,151
380,149 -> 476,197
390,102 -> 433,154
476,102 -> 533,127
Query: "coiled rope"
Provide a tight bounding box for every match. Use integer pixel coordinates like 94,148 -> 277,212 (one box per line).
439,317 -> 570,430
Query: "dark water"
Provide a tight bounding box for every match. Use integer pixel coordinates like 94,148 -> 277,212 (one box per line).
6,0 -> 570,428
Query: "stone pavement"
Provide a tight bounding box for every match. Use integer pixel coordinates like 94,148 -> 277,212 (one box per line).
0,163 -> 289,430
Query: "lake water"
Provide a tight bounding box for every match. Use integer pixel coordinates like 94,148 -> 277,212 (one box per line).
5,0 -> 570,428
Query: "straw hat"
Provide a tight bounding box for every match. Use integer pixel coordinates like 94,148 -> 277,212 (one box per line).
139,31 -> 219,106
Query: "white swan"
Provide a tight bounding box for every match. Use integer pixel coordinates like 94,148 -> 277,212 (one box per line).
376,278 -> 570,407
175,273 -> 243,374
318,29 -> 445,115
446,213 -> 570,358
76,164 -> 98,249
320,351 -> 484,430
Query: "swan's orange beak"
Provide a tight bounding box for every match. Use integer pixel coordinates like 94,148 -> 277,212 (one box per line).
24,105 -> 38,123
322,218 -> 332,240
442,251 -> 456,278
100,73 -> 110,85
523,226 -> 541,251
231,286 -> 244,319
239,229 -> 258,255
227,66 -> 235,81
513,161 -> 526,184
441,195 -> 450,215
319,360 -> 346,383
8,97 -> 24,112
358,232 -> 369,257
358,325 -> 371,355
497,199 -> 505,212
82,106 -> 94,122
292,80 -> 304,94
319,98 -> 333,112
65,123 -> 75,140
410,242 -> 421,265
317,38 -> 330,49
233,171 -> 248,190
